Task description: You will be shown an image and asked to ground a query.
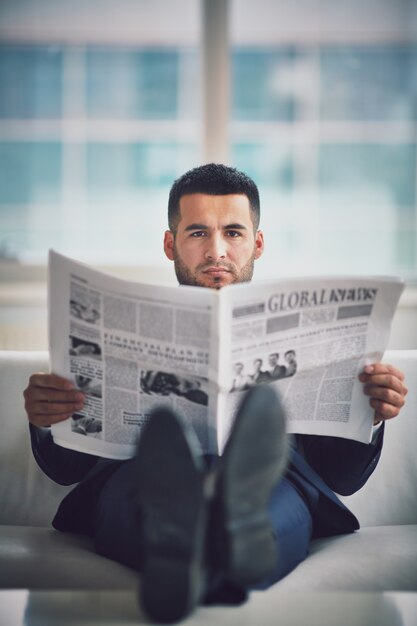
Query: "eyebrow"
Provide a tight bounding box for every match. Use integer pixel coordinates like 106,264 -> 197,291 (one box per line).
184,223 -> 248,232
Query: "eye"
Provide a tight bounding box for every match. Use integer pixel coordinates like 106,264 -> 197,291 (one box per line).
190,231 -> 207,237
226,230 -> 242,238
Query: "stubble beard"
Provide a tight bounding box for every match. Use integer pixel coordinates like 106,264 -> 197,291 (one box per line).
173,244 -> 256,289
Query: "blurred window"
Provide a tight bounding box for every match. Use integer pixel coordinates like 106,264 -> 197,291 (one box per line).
86,49 -> 180,120
0,0 -> 416,280
0,45 -> 62,118
231,0 -> 417,279
320,46 -> 417,121
0,0 -> 200,265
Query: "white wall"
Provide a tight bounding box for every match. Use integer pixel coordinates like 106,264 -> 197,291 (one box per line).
2,0 -> 415,44
0,0 -> 200,44
231,0 -> 417,43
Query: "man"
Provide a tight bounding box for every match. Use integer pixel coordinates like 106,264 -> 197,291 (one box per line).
250,358 -> 272,385
230,361 -> 250,391
284,350 -> 297,377
24,164 -> 407,623
268,352 -> 287,380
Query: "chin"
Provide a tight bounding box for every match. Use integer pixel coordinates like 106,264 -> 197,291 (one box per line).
203,275 -> 234,289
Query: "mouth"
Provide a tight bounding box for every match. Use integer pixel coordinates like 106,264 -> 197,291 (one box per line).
202,268 -> 231,279
203,267 -> 230,274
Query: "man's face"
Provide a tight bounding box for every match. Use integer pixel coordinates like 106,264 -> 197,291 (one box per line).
285,351 -> 295,363
269,354 -> 278,367
164,193 -> 264,289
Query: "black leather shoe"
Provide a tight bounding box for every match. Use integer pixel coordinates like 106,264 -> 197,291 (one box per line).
135,408 -> 207,623
211,385 -> 287,589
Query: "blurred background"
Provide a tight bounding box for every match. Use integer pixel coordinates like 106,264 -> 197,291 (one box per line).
0,0 -> 416,348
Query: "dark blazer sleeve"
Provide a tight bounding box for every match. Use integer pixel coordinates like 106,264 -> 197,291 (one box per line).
29,423 -> 99,486
297,423 -> 384,496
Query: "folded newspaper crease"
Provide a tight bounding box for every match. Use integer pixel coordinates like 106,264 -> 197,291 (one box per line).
49,250 -> 405,459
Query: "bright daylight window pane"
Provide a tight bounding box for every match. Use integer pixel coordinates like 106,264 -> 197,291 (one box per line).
86,49 -> 181,120
321,46 -> 417,121
230,0 -> 417,280
0,44 -> 63,119
233,48 -> 296,121
0,0 -> 201,265
83,141 -> 197,257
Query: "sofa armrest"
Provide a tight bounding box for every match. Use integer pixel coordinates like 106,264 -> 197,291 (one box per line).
0,351 -> 74,527
340,350 -> 417,526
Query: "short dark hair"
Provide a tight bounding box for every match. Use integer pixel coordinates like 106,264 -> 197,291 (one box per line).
168,163 -> 260,231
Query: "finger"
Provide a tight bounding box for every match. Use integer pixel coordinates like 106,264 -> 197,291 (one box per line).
370,398 -> 401,420
24,391 -> 85,420
28,373 -> 74,390
359,363 -> 405,381
25,388 -> 85,404
30,400 -> 85,417
361,375 -> 408,397
29,412 -> 76,428
363,384 -> 406,409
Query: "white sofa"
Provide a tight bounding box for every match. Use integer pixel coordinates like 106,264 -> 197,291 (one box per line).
1,350 -> 416,595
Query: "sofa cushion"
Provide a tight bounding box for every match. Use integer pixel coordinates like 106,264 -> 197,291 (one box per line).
0,526 -> 137,589
2,524 -> 416,592
270,525 -> 417,592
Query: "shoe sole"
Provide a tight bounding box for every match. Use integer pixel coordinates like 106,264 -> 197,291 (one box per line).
136,409 -> 207,623
217,386 -> 287,587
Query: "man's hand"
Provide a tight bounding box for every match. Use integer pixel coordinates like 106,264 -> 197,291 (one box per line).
23,373 -> 85,428
359,363 -> 408,425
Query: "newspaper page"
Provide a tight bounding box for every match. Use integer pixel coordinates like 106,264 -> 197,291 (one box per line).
49,251 -> 404,458
216,276 -> 404,452
49,250 -> 221,459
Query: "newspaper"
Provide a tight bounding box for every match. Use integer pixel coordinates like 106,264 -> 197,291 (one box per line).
49,250 -> 405,459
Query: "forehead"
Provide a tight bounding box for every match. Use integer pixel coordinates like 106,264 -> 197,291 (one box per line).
177,193 -> 253,228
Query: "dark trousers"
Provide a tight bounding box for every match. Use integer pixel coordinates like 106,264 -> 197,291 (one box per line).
92,456 -> 316,589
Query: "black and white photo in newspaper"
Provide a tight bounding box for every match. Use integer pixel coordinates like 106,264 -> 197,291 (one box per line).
217,276 -> 405,450
49,250 -> 220,459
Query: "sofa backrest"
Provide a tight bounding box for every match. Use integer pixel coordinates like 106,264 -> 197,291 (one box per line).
0,350 -> 416,528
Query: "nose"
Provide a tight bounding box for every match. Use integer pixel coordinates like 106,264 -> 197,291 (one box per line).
204,233 -> 227,261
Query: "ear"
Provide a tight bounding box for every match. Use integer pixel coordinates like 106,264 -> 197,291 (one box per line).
254,230 -> 264,260
164,230 -> 175,261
